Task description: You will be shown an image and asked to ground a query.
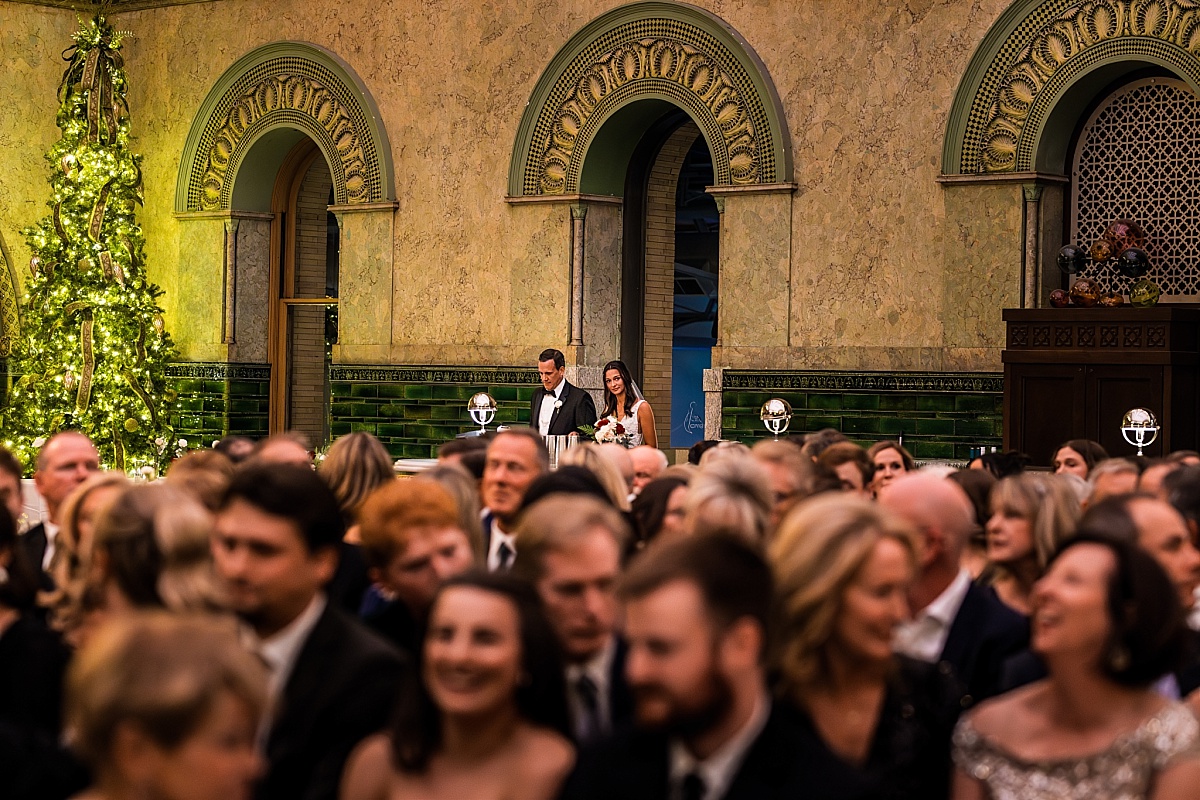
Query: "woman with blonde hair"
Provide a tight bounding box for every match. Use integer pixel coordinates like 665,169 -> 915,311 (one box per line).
771,494 -> 961,799
983,472 -> 1080,615
65,612 -> 266,800
319,431 -> 396,527
40,471 -> 128,635
559,442 -> 632,511
685,454 -> 772,542
85,484 -> 225,631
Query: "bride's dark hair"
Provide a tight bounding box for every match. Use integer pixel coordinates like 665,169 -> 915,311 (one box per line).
601,360 -> 637,420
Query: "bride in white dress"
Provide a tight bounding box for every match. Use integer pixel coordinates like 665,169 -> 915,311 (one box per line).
597,360 -> 657,449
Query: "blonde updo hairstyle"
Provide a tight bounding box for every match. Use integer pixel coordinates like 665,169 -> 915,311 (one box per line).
90,483 -> 225,614
559,442 -> 632,511
318,432 -> 396,523
769,494 -> 919,695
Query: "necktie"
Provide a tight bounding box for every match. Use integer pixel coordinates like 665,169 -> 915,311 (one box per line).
575,673 -> 601,741
681,771 -> 706,800
497,540 -> 514,571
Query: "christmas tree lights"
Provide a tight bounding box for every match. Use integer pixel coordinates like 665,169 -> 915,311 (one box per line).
5,15 -> 179,476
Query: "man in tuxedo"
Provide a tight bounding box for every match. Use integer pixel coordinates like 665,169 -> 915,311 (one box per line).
531,348 -> 597,437
512,495 -> 633,743
21,432 -> 99,578
480,427 -> 547,571
563,534 -> 864,800
212,463 -> 407,800
880,473 -> 1027,705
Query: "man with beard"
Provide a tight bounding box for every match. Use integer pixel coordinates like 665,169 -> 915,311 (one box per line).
561,535 -> 866,800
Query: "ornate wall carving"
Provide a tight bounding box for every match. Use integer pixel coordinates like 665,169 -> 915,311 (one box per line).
955,0 -> 1200,173
512,5 -> 789,196
178,44 -> 391,212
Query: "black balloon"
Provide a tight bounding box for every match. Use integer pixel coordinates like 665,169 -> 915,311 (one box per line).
1116,247 -> 1150,278
1057,244 -> 1088,274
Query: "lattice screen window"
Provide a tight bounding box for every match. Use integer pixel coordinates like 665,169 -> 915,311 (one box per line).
1072,78 -> 1200,299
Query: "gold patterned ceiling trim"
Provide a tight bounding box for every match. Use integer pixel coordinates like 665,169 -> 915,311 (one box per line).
963,0 -> 1200,173
8,0 -> 226,10
514,7 -> 787,197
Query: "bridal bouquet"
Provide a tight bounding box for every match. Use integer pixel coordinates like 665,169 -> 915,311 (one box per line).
590,417 -> 633,447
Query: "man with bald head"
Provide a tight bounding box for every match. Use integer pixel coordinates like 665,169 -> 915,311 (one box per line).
629,446 -> 667,496
879,472 -> 1027,705
22,431 -> 100,578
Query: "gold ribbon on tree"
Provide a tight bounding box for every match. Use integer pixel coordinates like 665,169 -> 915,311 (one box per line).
122,370 -> 157,427
64,301 -> 95,414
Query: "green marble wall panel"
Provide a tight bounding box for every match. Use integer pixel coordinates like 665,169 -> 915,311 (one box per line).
720,369 -> 1003,462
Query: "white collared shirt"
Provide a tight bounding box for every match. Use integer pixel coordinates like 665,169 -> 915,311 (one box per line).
668,689 -> 770,800
42,521 -> 60,572
566,636 -> 616,738
485,515 -> 517,572
257,593 -> 327,698
538,381 -> 566,436
893,568 -> 973,663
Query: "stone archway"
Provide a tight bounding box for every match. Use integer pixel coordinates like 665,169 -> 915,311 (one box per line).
176,41 -> 395,212
509,1 -> 792,198
944,0 -> 1200,175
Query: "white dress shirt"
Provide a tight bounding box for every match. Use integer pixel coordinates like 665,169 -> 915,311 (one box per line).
566,636 -> 616,738
485,515 -> 517,572
537,381 -> 566,436
249,593 -> 326,746
893,568 -> 973,663
668,689 -> 770,800
41,521 -> 60,571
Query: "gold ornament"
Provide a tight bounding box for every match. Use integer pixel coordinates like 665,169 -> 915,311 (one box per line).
152,315 -> 165,334
163,388 -> 178,402
123,418 -> 139,432
60,153 -> 78,178
63,370 -> 77,391
29,256 -> 39,276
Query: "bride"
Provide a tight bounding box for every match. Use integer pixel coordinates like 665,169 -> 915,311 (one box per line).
598,360 -> 657,448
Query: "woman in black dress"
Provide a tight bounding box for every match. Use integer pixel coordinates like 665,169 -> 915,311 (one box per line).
770,494 -> 962,800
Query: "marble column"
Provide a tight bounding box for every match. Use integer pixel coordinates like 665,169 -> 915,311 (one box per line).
570,204 -> 586,347
1022,184 -> 1043,309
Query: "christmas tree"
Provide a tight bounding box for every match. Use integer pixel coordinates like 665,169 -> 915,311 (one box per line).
5,15 -> 178,476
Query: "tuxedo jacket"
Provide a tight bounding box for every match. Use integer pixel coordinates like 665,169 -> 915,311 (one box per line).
530,381 -> 597,436
939,582 -> 1029,705
568,637 -> 635,743
258,603 -> 408,800
561,701 -> 875,800
18,523 -> 47,577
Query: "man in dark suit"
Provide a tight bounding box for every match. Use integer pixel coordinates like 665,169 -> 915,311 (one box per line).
531,348 -> 597,437
512,495 -> 633,742
20,432 -> 99,581
212,462 -> 407,800
881,473 -> 1027,706
563,534 -> 867,800
480,427 -> 548,571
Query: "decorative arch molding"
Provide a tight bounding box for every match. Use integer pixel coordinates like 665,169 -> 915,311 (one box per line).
176,42 -> 394,212
0,231 -> 19,359
509,2 -> 791,196
945,0 -> 1200,174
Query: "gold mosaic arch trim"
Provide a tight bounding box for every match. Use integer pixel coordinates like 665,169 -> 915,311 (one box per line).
0,232 -> 19,359
963,0 -> 1200,173
181,48 -> 388,211
522,16 -> 778,195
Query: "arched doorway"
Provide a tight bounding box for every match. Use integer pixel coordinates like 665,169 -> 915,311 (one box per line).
618,115 -> 718,447
268,139 -> 339,445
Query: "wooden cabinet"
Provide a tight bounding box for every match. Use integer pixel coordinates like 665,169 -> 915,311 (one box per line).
1002,308 -> 1200,466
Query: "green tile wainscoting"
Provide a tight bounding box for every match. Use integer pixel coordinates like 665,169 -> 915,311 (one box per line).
329,365 -> 538,458
169,362 -> 271,445
719,370 -> 1004,461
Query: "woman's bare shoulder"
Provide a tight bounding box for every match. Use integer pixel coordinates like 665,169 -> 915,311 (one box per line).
341,734 -> 394,800
515,725 -> 575,784
966,682 -> 1047,741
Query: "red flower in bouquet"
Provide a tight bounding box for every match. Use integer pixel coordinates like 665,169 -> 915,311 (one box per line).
614,423 -> 626,434
597,418 -> 610,428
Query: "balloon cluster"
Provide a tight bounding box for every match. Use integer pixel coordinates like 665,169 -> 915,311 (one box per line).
1055,219 -> 1159,308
